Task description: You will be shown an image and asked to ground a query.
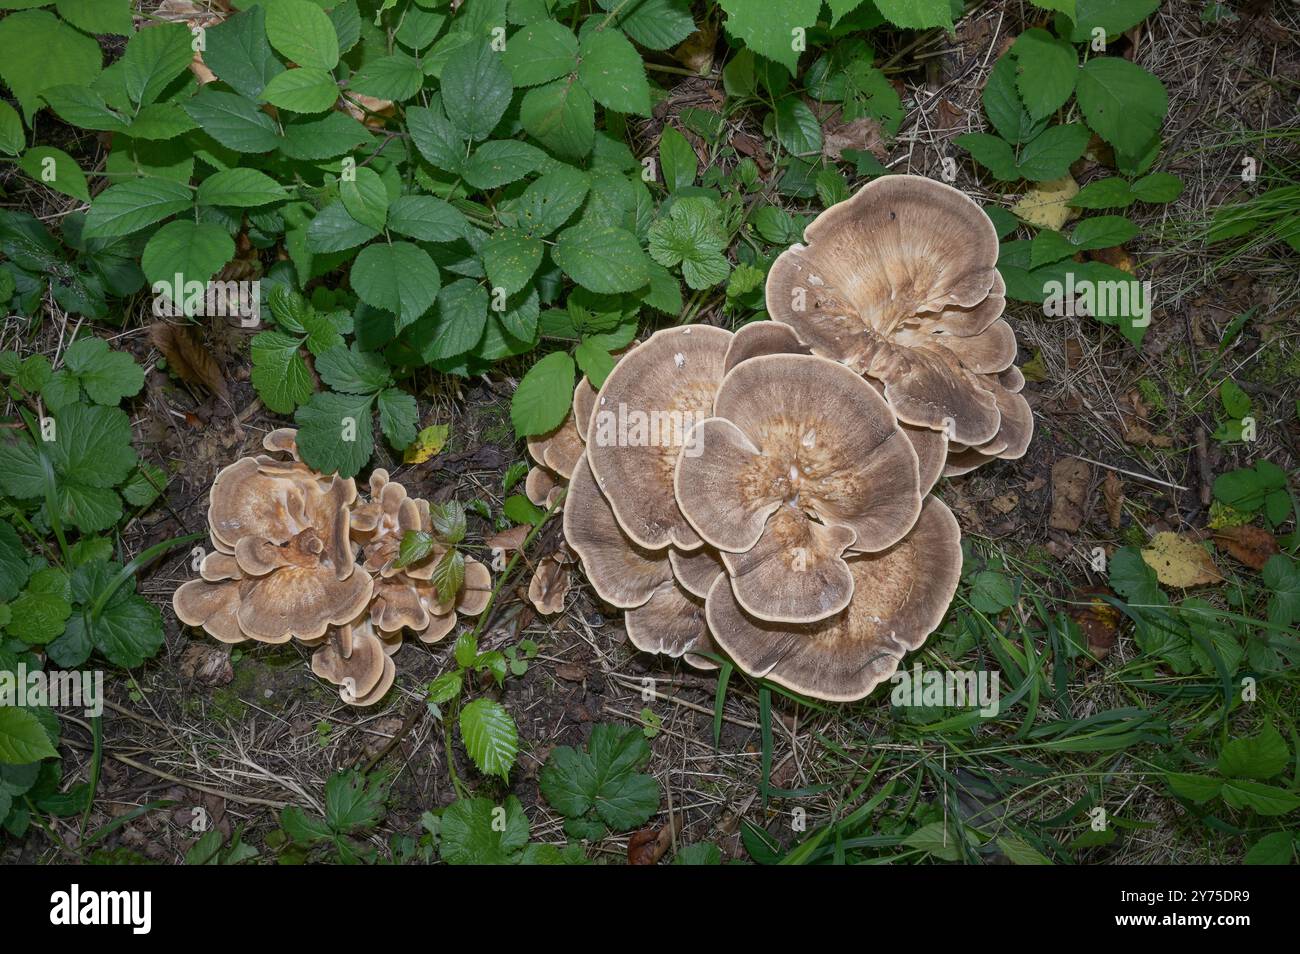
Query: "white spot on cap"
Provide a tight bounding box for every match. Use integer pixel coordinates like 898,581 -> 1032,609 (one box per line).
674,352 -> 685,368
801,429 -> 816,449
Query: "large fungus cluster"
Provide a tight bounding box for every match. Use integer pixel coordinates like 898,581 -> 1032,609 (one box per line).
552,176 -> 1031,702
173,429 -> 490,705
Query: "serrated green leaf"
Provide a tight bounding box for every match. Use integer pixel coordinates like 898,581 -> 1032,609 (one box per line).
553,225 -> 648,293
0,706 -> 59,765
462,140 -> 547,190
406,103 -> 465,172
340,166 -> 389,231
717,0 -> 821,74
260,67 -> 340,113
18,147 -> 89,202
459,698 -> 518,780
348,52 -> 425,102
502,19 -> 577,86
121,21 -> 194,108
387,195 -> 469,243
251,331 -> 314,413
578,28 -> 650,116
1011,28 -> 1077,121
1076,57 -> 1167,158
511,350 -> 575,437
203,5 -> 284,100
183,88 -> 282,153
442,40 -> 513,142
294,389 -> 376,478
0,101 -> 25,156
63,337 -> 143,406
658,125 -> 696,192
350,241 -> 441,331
266,0 -> 340,71
141,220 -> 235,293
520,78 -> 594,160
83,177 -> 194,239
482,229 -> 543,296
0,10 -> 102,122
315,343 -> 391,395
197,167 -> 290,208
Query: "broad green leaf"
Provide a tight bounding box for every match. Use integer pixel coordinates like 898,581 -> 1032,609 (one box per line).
406,104 -> 465,172
83,177 -> 193,239
462,140 -> 547,190
141,220 -> 236,292
376,387 -> 417,449
0,10 -> 102,122
501,19 -> 577,86
0,706 -> 58,765
306,201 -> 379,253
538,724 -> 659,831
658,125 -> 696,192
0,101 -> 25,156
595,0 -> 695,51
439,796 -> 530,865
348,52 -> 425,102
459,698 -> 519,780
0,520 -> 30,602
314,343 -> 391,395
56,0 -> 132,35
577,28 -> 650,116
481,229 -> 543,295
1069,177 -> 1134,210
1220,779 -> 1300,816
120,103 -> 198,141
773,95 -> 821,156
41,86 -> 130,134
552,225 -> 649,293
510,350 -> 575,437
1130,172 -> 1183,203
424,278 -> 490,360
1011,28 -> 1077,121
266,0 -> 340,71
121,22 -> 194,107
1015,123 -> 1091,182
982,55 -> 1049,145
204,6 -> 284,100
1219,724 -> 1289,781
507,166 -> 589,237
1076,57 -> 1167,158
183,88 -> 282,153
520,78 -> 595,160
386,195 -> 469,243
18,147 -> 89,202
1065,0 -> 1160,42
1244,831 -> 1295,865
340,167 -> 390,231
277,108 -> 369,159
92,593 -> 164,668
250,331 -> 313,413
197,167 -> 290,207
717,0 -> 822,74
1070,214 -> 1137,250
294,390 -> 376,478
441,40 -> 513,142
875,0 -> 955,29
63,337 -> 143,406
350,241 -> 441,330
260,67 -> 340,113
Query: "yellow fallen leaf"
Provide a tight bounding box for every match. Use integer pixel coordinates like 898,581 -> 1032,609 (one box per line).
403,424 -> 450,464
1011,175 -> 1079,231
1141,532 -> 1222,588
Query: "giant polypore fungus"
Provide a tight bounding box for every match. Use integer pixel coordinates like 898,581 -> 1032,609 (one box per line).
172,429 -> 491,706
551,323 -> 964,698
766,175 -> 1032,475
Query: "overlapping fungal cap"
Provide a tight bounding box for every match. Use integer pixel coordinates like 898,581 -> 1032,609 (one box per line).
705,497 -> 962,701
767,175 -> 1032,458
584,325 -> 732,551
173,430 -> 372,645
173,431 -> 493,706
555,316 -> 967,698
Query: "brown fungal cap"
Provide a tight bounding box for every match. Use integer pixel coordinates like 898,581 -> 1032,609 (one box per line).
678,351 -> 921,546
723,320 -> 810,374
584,325 -> 733,551
705,497 -> 962,701
562,455 -> 673,608
668,546 -> 724,599
624,579 -> 714,664
767,176 -> 1013,446
311,622 -> 390,705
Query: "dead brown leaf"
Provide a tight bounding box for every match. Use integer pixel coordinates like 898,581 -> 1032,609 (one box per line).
990,493 -> 1019,514
1049,458 -> 1091,532
672,23 -> 716,74
1070,587 -> 1120,665
822,116 -> 887,162
179,644 -> 233,686
150,323 -> 231,403
628,814 -> 681,865
1213,525 -> 1279,571
1103,471 -> 1123,528
1121,417 -> 1173,448
555,663 -> 586,683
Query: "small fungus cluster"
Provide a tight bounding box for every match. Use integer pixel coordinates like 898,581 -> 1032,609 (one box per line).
545,176 -> 1032,701
173,429 -> 490,705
